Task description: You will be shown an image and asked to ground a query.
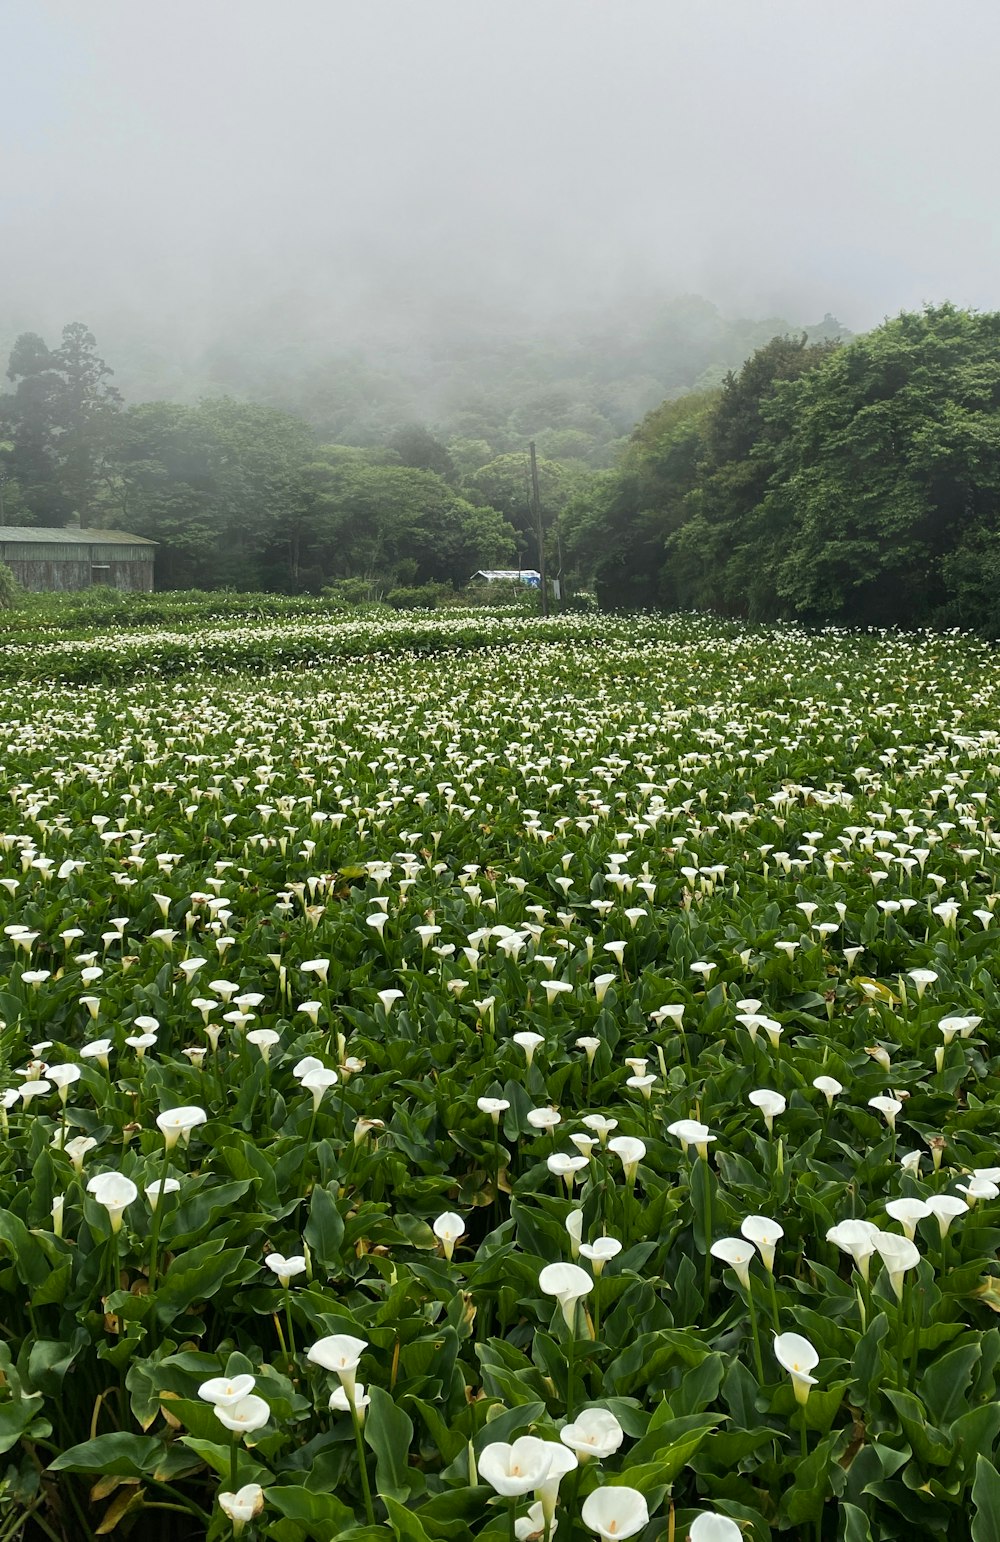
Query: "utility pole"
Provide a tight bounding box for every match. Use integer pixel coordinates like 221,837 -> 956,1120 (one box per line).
528,440 -> 548,618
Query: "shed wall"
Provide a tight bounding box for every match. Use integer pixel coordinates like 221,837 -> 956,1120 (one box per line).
3,555 -> 154,593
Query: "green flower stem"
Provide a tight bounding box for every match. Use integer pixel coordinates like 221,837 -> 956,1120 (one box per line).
565,1307 -> 577,1418
493,1124 -> 501,1212
350,1400 -> 376,1526
229,1433 -> 238,1491
701,1157 -> 713,1305
147,1138 -> 173,1301
283,1283 -> 297,1366
746,1278 -> 765,1384
908,1281 -> 922,1389
767,1268 -> 781,1334
509,1499 -> 517,1542
298,1101 -> 320,1196
105,1231 -> 117,1300
896,1279 -> 908,1390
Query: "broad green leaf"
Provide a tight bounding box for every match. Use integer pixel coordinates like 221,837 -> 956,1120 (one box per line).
365,1386 -> 416,1503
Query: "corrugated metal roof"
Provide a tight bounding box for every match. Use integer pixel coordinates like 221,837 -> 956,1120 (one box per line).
473,569 -> 541,581
0,526 -> 157,546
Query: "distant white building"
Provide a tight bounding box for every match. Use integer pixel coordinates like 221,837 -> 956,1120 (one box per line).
471,568 -> 541,588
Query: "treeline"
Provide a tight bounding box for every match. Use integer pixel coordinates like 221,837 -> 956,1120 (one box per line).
563,303 -> 1000,631
4,304 -> 999,630
0,299 -> 847,597
0,328 -> 555,592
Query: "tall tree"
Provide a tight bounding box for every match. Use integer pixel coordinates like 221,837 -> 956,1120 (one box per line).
1,324 -> 123,524
763,304 -> 1000,626
665,334 -> 840,617
114,398 -> 314,588
301,447 -> 515,588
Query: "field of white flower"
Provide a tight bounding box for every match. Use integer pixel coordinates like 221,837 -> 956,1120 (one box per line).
3,609 -> 1000,1542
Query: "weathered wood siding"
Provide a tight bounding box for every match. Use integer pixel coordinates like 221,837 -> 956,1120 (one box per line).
1,544 -> 155,593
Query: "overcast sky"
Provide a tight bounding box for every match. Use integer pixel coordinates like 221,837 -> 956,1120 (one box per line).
2,0 -> 998,346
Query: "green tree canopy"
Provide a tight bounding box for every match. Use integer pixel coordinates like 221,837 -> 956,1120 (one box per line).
301,447 -> 516,589
1,323 -> 123,525
763,304 -> 1000,626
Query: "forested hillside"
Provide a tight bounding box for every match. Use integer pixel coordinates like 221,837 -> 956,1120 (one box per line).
0,297 -> 846,594
5,302 -> 1000,634
564,303 -> 1000,632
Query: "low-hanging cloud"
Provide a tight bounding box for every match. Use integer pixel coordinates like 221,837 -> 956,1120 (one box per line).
3,0 -> 999,372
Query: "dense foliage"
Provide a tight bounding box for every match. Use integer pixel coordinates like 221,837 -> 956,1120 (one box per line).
1,606 -> 1000,1540
565,305 -> 1000,632
6,304 -> 1000,632
0,303 -> 845,598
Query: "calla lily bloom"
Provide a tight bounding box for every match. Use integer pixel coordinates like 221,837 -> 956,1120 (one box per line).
667,1119 -> 716,1159
513,1031 -> 545,1065
477,1096 -> 510,1121
749,1088 -> 786,1134
581,1484 -> 649,1540
710,1237 -> 755,1289
689,1514 -> 743,1542
740,1214 -> 783,1274
432,1211 -> 466,1260
479,1436 -> 554,1497
548,1153 -> 589,1192
826,1219 -> 880,1281
247,1028 -> 280,1061
535,1443 -> 577,1528
774,1331 -> 819,1404
18,1079 -> 50,1109
47,1064 -> 81,1103
516,1501 -> 557,1540
307,1334 -> 368,1400
559,1406 -> 624,1460
607,1135 -> 645,1183
869,1095 -> 902,1132
329,1382 -> 371,1419
302,1066 -> 339,1109
80,1038 -> 112,1068
265,1253 -> 307,1286
885,1198 -> 931,1240
62,1134 -> 97,1172
86,1172 -> 138,1232
924,1194 -> 966,1236
199,1374 -> 257,1408
145,1177 -> 180,1211
958,1176 -> 999,1205
581,1113 -> 617,1143
539,1261 -> 592,1330
812,1075 -> 843,1105
874,1231 -> 920,1298
213,1394 -> 271,1435
218,1483 -> 264,1536
156,1105 -> 208,1149
527,1107 -> 562,1133
579,1236 -> 622,1275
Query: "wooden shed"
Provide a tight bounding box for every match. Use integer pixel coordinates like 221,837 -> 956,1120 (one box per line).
0,526 -> 156,593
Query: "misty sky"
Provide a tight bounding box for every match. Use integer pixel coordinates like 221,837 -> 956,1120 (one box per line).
3,0 -> 999,346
